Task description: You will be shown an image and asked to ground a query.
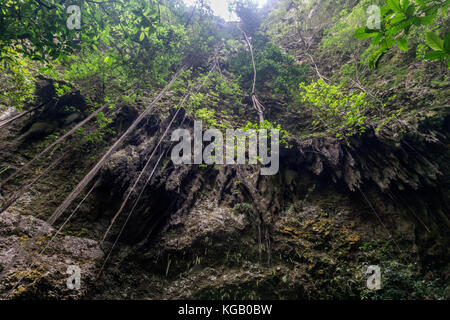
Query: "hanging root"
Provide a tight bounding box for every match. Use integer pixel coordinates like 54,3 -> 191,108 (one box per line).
252,93 -> 265,123
102,62 -> 217,242
238,26 -> 265,123
98,62 -> 217,277
46,65 -> 187,226
101,107 -> 183,242
97,151 -> 165,279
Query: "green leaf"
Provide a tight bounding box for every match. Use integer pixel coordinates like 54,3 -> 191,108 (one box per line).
368,48 -> 387,69
386,20 -> 411,37
139,32 -> 145,41
419,12 -> 437,25
424,51 -> 446,60
389,12 -> 406,25
386,0 -> 401,12
398,38 -> 408,52
405,4 -> 415,17
380,35 -> 394,49
400,0 -> 409,10
372,33 -> 383,45
425,32 -> 444,51
444,32 -> 450,53
104,56 -> 114,66
380,5 -> 391,16
354,27 -> 378,39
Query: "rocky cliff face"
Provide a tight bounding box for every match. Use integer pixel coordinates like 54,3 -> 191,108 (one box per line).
1,84 -> 447,299
0,211 -> 102,299
92,107 -> 448,300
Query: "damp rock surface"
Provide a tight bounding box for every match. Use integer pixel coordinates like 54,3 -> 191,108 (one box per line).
0,211 -> 103,299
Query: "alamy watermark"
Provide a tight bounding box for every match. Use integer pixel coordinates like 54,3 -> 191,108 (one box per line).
366,5 -> 381,30
66,5 -> 81,30
66,265 -> 81,290
365,265 -> 382,290
170,121 -> 280,176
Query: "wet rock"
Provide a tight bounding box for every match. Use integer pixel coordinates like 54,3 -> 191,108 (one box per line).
0,212 -> 103,299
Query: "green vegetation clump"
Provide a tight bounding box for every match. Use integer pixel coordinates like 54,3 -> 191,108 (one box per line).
360,260 -> 446,300
354,0 -> 450,68
298,79 -> 370,140
228,36 -> 308,99
0,48 -> 36,111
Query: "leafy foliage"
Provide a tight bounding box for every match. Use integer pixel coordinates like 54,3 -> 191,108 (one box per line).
195,107 -> 218,128
0,0 -> 164,63
184,70 -> 245,129
228,34 -> 308,99
354,0 -> 450,68
229,0 -> 262,36
244,120 -> 291,147
1,0 -> 83,61
360,260 -> 446,299
84,110 -> 115,145
321,0 -> 374,55
298,79 -> 371,139
0,47 -> 35,110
